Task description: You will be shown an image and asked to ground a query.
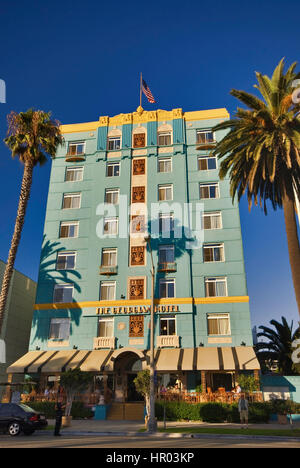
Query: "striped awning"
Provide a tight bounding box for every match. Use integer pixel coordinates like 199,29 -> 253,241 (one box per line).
7,346 -> 260,374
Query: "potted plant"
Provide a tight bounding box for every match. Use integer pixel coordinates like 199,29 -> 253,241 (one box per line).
60,369 -> 93,427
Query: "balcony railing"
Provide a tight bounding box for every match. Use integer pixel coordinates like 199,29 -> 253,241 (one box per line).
195,140 -> 216,151
99,265 -> 118,275
157,262 -> 177,273
157,335 -> 180,348
93,336 -> 116,349
65,152 -> 86,162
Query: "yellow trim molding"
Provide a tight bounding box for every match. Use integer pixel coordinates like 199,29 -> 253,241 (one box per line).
60,108 -> 229,134
34,296 -> 249,310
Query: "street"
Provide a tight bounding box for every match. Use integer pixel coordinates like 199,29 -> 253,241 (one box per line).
0,434 -> 299,449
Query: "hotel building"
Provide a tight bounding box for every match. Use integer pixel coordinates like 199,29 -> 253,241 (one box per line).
8,106 -> 259,403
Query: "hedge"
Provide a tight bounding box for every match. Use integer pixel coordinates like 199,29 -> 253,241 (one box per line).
24,401 -> 93,419
155,401 -> 272,423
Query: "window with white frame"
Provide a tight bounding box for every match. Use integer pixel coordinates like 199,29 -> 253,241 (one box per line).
103,217 -> 118,236
158,184 -> 173,201
207,313 -> 231,336
158,132 -> 172,146
159,245 -> 175,264
203,212 -> 222,230
49,318 -> 71,341
199,183 -> 219,199
160,315 -> 176,336
198,155 -> 217,171
106,162 -> 120,177
158,157 -> 172,173
196,130 -> 215,144
203,244 -> 224,262
98,317 -> 114,337
59,221 -> 79,238
105,188 -> 119,205
53,284 -> 74,303
101,248 -> 117,267
67,141 -> 85,156
65,166 -> 84,182
159,279 -> 175,298
56,251 -> 76,270
62,193 -> 81,209
107,136 -> 121,151
100,281 -> 116,300
159,213 -> 174,234
205,277 -> 227,297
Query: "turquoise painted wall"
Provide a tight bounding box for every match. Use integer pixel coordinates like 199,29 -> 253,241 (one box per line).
30,111 -> 253,352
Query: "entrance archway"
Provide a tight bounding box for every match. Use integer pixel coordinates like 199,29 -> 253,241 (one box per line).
113,350 -> 145,402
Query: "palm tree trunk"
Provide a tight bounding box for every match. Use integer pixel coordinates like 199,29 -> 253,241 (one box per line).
0,160 -> 34,334
282,197 -> 300,317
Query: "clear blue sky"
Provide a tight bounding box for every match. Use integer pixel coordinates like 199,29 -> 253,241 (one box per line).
0,0 -> 299,330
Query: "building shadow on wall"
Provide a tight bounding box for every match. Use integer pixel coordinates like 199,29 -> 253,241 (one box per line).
144,216 -> 198,350
32,235 -> 82,343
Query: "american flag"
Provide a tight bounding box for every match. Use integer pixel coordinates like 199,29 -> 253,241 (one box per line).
142,79 -> 156,103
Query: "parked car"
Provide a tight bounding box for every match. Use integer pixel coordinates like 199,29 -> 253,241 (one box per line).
0,403 -> 48,436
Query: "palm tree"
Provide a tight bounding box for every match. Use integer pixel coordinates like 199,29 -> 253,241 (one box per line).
256,317 -> 300,375
0,109 -> 63,334
213,59 -> 300,315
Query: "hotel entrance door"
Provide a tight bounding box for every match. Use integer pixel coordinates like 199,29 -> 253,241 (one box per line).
126,373 -> 144,402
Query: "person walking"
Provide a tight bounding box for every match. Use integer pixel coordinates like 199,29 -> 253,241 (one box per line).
238,394 -> 249,429
54,398 -> 65,437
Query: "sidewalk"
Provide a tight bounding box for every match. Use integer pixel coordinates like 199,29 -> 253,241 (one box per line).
45,418 -> 300,435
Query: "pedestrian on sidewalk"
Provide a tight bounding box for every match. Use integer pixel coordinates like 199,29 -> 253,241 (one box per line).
238,394 -> 249,429
54,397 -> 65,437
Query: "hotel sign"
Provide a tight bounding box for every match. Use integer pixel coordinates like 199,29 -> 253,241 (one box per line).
96,304 -> 180,315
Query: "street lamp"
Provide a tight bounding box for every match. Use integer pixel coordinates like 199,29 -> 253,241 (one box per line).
144,234 -> 157,432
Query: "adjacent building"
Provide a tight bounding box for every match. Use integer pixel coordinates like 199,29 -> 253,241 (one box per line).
7,106 -> 260,401
0,260 -> 36,399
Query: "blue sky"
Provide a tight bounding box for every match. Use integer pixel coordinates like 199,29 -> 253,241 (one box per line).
0,0 -> 299,330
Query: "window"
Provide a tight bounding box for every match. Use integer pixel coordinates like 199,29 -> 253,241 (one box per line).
159,245 -> 175,263
100,281 -> 116,300
62,193 -> 81,209
203,212 -> 222,230
196,130 -> 215,145
65,166 -> 84,182
105,188 -> 119,205
101,248 -> 117,267
198,155 -> 217,171
56,251 -> 76,270
160,315 -> 176,336
158,158 -> 172,173
103,217 -> 118,235
207,314 -> 231,336
159,213 -> 174,234
53,284 -> 74,303
106,162 -> 120,177
205,277 -> 227,297
107,136 -> 121,151
49,318 -> 71,340
203,244 -> 224,262
159,279 -> 175,298
59,221 -> 79,238
67,141 -> 85,156
199,183 -> 219,199
158,184 -> 173,201
98,318 -> 114,337
158,132 -> 172,146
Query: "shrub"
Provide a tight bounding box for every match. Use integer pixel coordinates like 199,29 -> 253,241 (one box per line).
200,403 -> 228,423
25,401 -> 93,419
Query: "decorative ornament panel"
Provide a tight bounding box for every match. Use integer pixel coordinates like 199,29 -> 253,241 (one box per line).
132,186 -> 145,203
129,315 -> 144,337
129,279 -> 145,300
131,246 -> 145,266
133,159 -> 146,175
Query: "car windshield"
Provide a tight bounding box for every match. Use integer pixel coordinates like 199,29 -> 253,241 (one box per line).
18,404 -> 36,413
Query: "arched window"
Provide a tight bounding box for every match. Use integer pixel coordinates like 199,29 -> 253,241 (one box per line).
107,129 -> 122,151
157,124 -> 172,146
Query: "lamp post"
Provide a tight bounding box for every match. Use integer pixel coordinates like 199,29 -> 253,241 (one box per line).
144,235 -> 157,432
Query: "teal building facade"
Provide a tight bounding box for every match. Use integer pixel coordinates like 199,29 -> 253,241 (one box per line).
8,107 -> 259,398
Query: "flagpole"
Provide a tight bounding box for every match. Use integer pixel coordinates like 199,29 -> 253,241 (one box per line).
140,72 -> 142,108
